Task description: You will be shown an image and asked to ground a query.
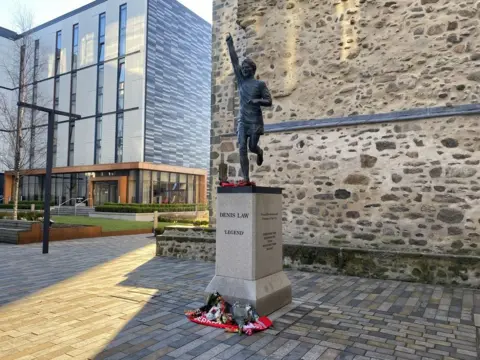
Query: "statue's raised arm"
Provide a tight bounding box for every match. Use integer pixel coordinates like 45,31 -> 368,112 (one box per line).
226,33 -> 243,83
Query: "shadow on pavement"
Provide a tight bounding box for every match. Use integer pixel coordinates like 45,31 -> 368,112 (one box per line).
0,236 -> 156,308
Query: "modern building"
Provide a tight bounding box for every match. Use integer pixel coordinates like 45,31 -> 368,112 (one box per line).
0,0 -> 211,206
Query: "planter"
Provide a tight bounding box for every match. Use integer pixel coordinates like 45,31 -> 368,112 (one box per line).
17,223 -> 103,244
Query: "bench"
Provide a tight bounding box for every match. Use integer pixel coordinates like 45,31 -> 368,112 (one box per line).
0,220 -> 38,244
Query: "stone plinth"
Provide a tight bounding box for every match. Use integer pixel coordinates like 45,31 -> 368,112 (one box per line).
206,187 -> 292,315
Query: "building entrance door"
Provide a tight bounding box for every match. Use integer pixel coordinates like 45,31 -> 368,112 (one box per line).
93,181 -> 118,206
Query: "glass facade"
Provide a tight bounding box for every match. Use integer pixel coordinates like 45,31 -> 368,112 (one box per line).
17,170 -> 202,206
149,170 -> 199,204
72,24 -> 79,70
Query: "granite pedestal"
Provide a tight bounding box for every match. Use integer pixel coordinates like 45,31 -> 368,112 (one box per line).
206,187 -> 292,316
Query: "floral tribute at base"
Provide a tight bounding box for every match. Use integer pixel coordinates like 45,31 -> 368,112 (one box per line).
184,292 -> 272,335
220,180 -> 256,187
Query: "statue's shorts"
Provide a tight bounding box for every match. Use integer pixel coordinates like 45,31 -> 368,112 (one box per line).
237,122 -> 264,153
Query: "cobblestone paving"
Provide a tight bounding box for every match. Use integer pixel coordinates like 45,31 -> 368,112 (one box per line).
0,236 -> 478,360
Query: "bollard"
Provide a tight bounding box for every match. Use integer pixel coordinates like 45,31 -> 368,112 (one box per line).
31,204 -> 35,213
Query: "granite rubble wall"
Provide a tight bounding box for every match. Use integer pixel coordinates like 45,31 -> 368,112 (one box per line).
215,116 -> 480,256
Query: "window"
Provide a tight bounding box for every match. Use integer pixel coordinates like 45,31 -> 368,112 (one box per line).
71,73 -> 77,91
71,73 -> 77,114
71,94 -> 76,113
18,45 -> 26,92
119,4 -> 127,56
97,93 -> 103,113
98,65 -> 104,89
95,13 -> 106,164
56,31 -> 62,52
72,24 -> 79,70
116,138 -> 123,163
54,78 -> 60,106
99,43 -> 105,62
33,40 -> 39,78
97,65 -> 104,113
95,116 -> 102,164
68,71 -> 77,166
30,80 -> 37,168
118,60 -> 125,84
55,31 -> 61,74
117,60 -> 125,110
187,175 -> 194,203
115,113 -> 124,163
53,31 -> 61,165
98,13 -> 106,62
69,125 -> 75,147
32,85 -> 37,104
115,5 -> 126,164
96,118 -> 102,141
68,123 -> 75,165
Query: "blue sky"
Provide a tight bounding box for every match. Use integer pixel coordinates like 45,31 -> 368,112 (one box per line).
0,0 -> 212,31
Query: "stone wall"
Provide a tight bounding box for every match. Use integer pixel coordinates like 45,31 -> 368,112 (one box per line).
210,0 -> 480,255
156,227 -> 216,261
156,230 -> 480,287
216,116 -> 480,255
211,0 -> 480,127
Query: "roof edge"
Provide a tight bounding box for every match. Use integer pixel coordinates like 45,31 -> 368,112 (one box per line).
0,26 -> 19,40
20,0 -> 108,37
6,0 -> 210,39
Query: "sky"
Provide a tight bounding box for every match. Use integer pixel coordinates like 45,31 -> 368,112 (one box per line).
0,0 -> 212,31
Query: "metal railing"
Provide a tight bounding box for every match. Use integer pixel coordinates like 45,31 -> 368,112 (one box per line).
57,198 -> 89,216
74,198 -> 89,216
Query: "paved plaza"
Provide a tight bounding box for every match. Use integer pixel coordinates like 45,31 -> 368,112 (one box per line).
0,236 -> 479,360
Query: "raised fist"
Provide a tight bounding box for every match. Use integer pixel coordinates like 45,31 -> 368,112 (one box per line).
226,33 -> 233,42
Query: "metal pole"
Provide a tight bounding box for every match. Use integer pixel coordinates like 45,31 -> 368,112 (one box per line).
42,111 -> 54,254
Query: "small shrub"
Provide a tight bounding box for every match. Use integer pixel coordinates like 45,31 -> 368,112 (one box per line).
155,226 -> 165,236
193,220 -> 209,226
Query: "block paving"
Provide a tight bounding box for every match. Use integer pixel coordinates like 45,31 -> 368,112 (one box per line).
0,235 -> 478,360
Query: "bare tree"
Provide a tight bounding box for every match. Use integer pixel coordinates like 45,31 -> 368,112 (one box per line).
0,5 -> 47,219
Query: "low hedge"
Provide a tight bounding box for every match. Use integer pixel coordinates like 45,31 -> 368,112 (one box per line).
0,200 -> 55,210
96,203 -> 207,213
0,204 -> 47,210
0,211 -> 43,221
103,202 -> 207,210
14,200 -> 54,205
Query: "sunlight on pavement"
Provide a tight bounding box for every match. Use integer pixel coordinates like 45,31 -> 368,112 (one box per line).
0,244 -> 157,360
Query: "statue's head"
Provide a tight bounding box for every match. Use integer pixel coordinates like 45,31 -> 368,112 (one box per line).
241,58 -> 256,78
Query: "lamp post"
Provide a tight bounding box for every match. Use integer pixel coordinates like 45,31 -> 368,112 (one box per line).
17,102 -> 81,254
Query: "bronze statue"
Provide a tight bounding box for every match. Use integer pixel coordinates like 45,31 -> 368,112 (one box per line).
226,33 -> 272,184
